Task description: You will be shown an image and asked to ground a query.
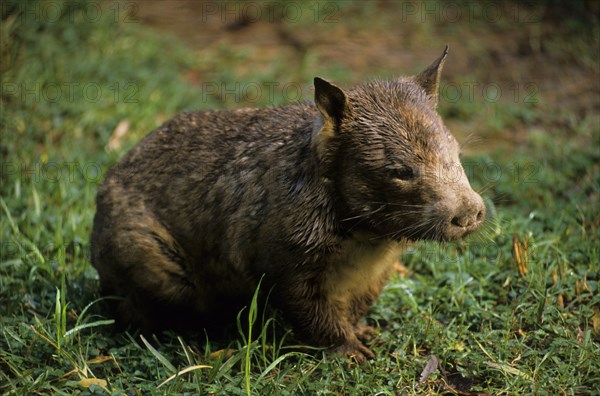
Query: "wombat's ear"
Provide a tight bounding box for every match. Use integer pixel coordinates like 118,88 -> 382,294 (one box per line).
415,45 -> 449,108
314,77 -> 347,127
313,77 -> 348,164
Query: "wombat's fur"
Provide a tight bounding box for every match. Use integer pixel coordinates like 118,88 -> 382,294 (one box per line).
91,47 -> 485,361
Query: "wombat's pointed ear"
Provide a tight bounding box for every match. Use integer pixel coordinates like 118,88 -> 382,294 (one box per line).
415,45 -> 449,108
314,77 -> 347,127
313,77 -> 347,164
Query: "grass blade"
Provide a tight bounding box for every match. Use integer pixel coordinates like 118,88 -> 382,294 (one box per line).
139,335 -> 176,374
255,352 -> 302,384
157,364 -> 212,389
64,320 -> 115,338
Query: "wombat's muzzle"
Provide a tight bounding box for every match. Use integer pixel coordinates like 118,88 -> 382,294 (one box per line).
445,189 -> 486,239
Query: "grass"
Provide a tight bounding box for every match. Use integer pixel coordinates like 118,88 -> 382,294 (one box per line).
1,0 -> 598,394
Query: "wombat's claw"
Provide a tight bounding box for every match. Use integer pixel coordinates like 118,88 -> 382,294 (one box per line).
333,340 -> 375,364
354,323 -> 377,343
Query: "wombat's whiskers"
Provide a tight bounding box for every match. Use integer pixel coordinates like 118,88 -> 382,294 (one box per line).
477,183 -> 494,195
340,205 -> 386,222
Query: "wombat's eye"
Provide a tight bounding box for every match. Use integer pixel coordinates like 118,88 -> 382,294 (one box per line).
392,167 -> 414,181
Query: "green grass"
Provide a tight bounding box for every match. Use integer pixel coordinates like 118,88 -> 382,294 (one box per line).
1,1 -> 598,394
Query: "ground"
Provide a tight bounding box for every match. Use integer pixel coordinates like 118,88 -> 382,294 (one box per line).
0,1 -> 598,395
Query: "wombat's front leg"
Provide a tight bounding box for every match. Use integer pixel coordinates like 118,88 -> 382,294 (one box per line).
354,322 -> 378,344
348,282 -> 387,344
276,281 -> 375,363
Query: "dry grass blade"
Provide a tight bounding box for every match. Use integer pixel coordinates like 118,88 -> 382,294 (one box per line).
157,365 -> 213,389
78,378 -> 108,390
209,349 -> 236,360
512,234 -> 529,277
483,361 -> 532,381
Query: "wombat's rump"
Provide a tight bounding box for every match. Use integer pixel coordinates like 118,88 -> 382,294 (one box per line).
91,47 -> 485,361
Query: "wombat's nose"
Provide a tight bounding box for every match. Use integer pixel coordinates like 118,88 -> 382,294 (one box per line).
451,210 -> 483,228
451,195 -> 486,230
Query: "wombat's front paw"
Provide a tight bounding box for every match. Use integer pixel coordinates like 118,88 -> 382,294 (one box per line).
354,323 -> 377,343
333,339 -> 375,363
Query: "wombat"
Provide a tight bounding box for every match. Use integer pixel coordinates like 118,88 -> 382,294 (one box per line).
91,46 -> 485,362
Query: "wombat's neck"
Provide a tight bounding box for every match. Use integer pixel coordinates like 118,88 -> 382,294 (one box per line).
323,233 -> 405,299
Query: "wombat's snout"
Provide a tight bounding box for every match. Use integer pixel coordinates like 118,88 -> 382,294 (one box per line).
449,190 -> 486,237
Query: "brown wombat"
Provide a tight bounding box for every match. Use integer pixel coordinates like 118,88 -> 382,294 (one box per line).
91,46 -> 485,362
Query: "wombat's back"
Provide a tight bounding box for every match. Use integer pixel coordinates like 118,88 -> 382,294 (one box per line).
91,102 -> 332,330
102,104 -> 319,242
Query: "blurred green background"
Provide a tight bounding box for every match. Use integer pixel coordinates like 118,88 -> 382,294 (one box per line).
1,1 -> 598,394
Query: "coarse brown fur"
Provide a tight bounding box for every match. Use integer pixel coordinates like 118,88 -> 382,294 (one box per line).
91,47 -> 485,362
